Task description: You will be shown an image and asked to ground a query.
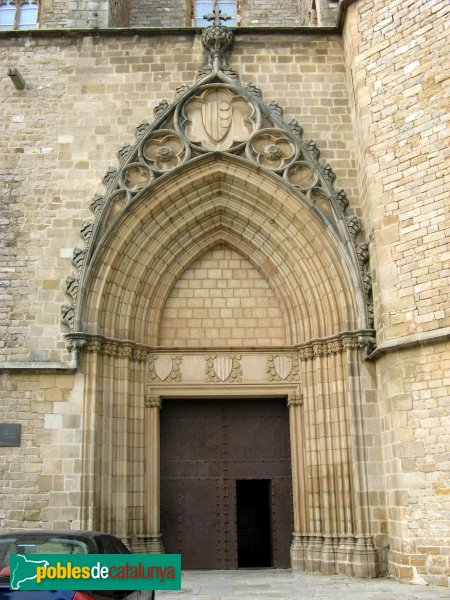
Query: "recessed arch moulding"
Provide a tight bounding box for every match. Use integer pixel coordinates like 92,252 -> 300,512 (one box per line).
63,20 -> 380,578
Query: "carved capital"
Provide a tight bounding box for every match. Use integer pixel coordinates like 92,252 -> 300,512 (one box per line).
342,335 -> 360,351
86,338 -> 103,354
298,346 -> 314,361
313,342 -> 328,357
287,394 -> 303,408
133,348 -> 149,362
103,341 -> 118,357
65,334 -> 87,353
117,344 -> 133,359
145,395 -> 162,409
327,339 -> 343,354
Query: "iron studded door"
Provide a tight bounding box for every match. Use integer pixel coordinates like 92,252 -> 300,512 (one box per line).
160,398 -> 293,569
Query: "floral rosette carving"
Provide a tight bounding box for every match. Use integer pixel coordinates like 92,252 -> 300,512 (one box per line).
247,128 -> 297,172
141,130 -> 189,172
119,162 -> 154,194
285,161 -> 319,191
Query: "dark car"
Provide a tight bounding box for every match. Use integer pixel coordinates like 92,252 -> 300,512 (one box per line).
0,531 -> 155,600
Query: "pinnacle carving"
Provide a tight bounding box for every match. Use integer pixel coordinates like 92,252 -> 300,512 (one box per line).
90,193 -> 105,215
135,120 -> 151,141
80,220 -> 94,245
117,143 -> 133,164
102,166 -> 118,188
61,305 -> 75,330
72,247 -> 86,271
153,99 -> 170,118
200,2 -> 234,74
65,275 -> 79,303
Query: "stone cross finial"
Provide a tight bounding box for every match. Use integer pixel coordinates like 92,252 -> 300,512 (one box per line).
200,0 -> 234,76
204,1 -> 231,26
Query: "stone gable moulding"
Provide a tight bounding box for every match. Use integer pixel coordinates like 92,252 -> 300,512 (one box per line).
62,18 -> 374,347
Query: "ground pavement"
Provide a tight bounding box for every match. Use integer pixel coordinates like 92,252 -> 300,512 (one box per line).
158,569 -> 450,599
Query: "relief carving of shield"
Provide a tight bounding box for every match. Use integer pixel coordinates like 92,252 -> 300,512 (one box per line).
213,356 -> 233,382
274,355 -> 292,380
154,356 -> 173,381
203,91 -> 232,143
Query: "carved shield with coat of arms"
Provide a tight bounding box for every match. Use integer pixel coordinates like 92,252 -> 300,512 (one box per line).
204,93 -> 232,143
182,86 -> 255,151
154,356 -> 173,381
274,355 -> 292,380
213,356 -> 233,381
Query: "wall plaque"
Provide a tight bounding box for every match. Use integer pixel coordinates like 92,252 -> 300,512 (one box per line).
0,423 -> 21,447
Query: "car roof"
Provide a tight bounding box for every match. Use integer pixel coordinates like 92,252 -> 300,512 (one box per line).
0,531 -> 119,540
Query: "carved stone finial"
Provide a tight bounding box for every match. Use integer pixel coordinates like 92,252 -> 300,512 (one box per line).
201,1 -> 234,73
204,2 -> 232,27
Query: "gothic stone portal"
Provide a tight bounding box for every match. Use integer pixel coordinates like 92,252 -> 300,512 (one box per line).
160,398 -> 293,569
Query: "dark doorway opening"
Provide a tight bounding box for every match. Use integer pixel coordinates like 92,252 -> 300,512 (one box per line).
236,479 -> 272,568
160,398 -> 292,569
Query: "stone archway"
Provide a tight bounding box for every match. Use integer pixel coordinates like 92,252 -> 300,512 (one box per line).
63,17 -> 378,578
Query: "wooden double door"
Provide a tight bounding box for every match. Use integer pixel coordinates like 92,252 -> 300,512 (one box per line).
160,398 -> 293,569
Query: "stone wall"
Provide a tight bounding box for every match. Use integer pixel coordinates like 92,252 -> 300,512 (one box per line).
239,0 -> 309,26
130,0 -> 189,27
109,0 -> 132,27
40,0 -> 68,28
40,0 -> 109,29
0,30 -> 361,365
343,0 -> 450,586
0,370 -> 81,530
67,0 -> 109,28
158,245 -> 287,346
39,0 -> 337,29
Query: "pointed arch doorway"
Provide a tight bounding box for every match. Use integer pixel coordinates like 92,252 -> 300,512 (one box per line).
71,154 -> 378,577
160,396 -> 293,569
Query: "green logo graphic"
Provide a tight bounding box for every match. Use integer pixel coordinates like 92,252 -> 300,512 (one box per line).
10,554 -> 181,591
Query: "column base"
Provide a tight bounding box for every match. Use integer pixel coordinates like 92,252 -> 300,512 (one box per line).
291,531 -> 379,578
353,535 -> 379,578
290,532 -> 308,570
124,534 -> 164,554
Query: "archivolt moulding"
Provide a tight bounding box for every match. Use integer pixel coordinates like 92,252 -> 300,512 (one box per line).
63,17 -> 374,345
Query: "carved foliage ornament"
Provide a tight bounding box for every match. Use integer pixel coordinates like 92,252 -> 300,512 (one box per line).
141,130 -> 189,172
148,354 -> 182,383
268,354 -> 300,382
247,129 -> 297,172
206,354 -> 242,383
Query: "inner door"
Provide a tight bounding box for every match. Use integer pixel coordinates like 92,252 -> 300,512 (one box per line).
160,398 -> 292,569
236,479 -> 272,567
